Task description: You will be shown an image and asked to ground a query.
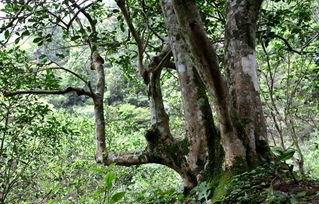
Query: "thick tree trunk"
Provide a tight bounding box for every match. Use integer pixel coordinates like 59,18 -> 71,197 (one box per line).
169,0 -> 273,199
103,0 -> 272,199
171,0 -> 272,168
171,0 -> 247,169
224,0 -> 271,164
161,0 -> 221,185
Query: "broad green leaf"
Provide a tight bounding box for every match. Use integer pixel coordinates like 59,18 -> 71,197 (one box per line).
110,192 -> 125,204
278,148 -> 295,161
94,189 -> 105,195
104,171 -> 115,189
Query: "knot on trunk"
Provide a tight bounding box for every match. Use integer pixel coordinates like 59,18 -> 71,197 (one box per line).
145,126 -> 160,149
91,51 -> 104,70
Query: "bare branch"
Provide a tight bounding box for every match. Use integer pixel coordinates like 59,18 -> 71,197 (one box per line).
43,64 -> 88,84
68,0 -> 96,32
2,87 -> 93,98
67,3 -> 94,32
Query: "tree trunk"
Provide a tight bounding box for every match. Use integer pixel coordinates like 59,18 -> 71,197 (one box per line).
168,0 -> 273,199
91,52 -> 107,163
224,0 -> 271,165
161,0 -> 221,187
104,0 -> 273,199
171,0 -> 272,167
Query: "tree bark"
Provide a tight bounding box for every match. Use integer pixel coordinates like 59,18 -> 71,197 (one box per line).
100,0 -> 273,198
224,0 -> 271,164
91,51 -> 107,163
171,0 -> 247,169
161,0 -> 221,184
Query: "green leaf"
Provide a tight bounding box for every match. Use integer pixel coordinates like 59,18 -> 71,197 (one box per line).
94,189 -> 105,195
104,171 -> 115,189
88,167 -> 105,174
70,35 -> 81,41
4,30 -> 10,39
15,37 -> 20,44
21,30 -> 30,36
107,163 -> 116,170
278,148 -> 295,161
271,146 -> 284,155
33,37 -> 42,43
294,191 -> 307,198
110,192 -> 125,204
56,53 -> 65,58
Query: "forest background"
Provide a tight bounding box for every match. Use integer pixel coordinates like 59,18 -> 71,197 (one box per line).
0,0 -> 318,203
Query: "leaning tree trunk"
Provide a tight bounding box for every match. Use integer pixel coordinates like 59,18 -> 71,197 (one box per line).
91,52 -> 107,163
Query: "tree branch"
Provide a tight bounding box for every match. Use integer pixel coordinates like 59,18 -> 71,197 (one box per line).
148,44 -> 173,73
271,34 -> 317,55
1,87 -> 93,98
116,0 -> 149,83
35,65 -> 89,84
104,149 -> 151,166
66,3 -> 94,32
0,0 -> 33,34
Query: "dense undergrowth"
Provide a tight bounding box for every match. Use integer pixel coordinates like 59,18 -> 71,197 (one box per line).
1,101 -> 318,203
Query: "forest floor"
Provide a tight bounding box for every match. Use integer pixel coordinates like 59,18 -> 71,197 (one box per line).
272,180 -> 319,203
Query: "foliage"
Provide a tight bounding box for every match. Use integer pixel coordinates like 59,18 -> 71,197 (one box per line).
90,164 -> 126,204
190,181 -> 212,203
0,96 -> 74,203
0,0 -> 318,203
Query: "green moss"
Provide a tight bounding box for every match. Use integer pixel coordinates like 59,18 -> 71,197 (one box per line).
211,164 -> 278,203
210,157 -> 249,203
211,170 -> 235,203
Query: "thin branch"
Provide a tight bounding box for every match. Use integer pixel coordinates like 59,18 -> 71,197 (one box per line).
67,3 -> 94,31
273,34 -> 317,55
41,64 -> 88,84
300,31 -> 319,52
140,0 -> 165,42
0,0 -> 33,34
116,0 -> 148,83
69,0 -> 96,32
44,9 -> 69,29
2,87 -> 93,98
148,45 -> 173,73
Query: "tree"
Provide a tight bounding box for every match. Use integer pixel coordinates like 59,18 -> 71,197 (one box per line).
0,0 -> 317,200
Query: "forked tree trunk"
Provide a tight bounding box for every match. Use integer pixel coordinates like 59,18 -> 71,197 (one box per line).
165,0 -> 273,198
105,0 -> 272,199
170,0 -> 272,168
0,0 -> 275,200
